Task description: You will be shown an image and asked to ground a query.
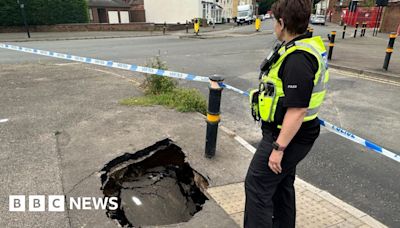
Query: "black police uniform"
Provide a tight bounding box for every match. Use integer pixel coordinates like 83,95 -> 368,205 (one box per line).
244,36 -> 320,228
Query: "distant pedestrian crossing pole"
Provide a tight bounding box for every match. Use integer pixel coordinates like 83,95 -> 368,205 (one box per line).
255,18 -> 261,32
194,19 -> 200,36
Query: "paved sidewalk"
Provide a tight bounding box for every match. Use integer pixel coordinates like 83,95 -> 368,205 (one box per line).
177,22 -> 273,39
327,35 -> 400,78
317,23 -> 400,78
208,126 -> 388,228
0,23 -> 236,42
0,31 -> 165,42
209,181 -> 387,228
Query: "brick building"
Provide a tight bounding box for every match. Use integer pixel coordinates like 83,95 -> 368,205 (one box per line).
88,0 -> 131,24
380,1 -> 400,33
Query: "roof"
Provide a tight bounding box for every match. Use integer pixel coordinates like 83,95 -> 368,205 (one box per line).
88,0 -> 131,8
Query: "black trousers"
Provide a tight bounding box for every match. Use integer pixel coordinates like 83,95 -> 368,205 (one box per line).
244,129 -> 315,228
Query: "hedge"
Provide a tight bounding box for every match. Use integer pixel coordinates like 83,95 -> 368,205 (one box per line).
0,0 -> 89,26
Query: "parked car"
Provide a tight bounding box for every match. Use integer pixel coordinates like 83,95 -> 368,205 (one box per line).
311,15 -> 326,25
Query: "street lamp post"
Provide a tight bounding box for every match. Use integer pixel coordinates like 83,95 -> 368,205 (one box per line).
213,0 -> 216,29
17,0 -> 30,38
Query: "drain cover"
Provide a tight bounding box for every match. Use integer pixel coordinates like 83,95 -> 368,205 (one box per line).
100,139 -> 209,227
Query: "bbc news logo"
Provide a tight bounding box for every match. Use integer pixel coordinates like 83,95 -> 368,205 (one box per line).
9,195 -> 118,212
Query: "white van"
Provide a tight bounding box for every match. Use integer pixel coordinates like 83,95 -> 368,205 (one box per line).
237,4 -> 254,25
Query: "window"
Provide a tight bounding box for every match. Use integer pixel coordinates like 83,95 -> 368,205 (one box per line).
88,9 -> 93,21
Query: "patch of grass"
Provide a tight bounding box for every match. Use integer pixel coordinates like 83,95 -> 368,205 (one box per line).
120,88 -> 207,115
121,56 -> 207,114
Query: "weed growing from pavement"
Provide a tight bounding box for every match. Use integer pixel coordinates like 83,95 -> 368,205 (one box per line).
143,57 -> 176,95
120,56 -> 207,114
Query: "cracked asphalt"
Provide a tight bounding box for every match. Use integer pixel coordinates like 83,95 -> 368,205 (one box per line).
1,22 -> 399,227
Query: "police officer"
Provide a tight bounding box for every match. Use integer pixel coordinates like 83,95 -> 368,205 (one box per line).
244,0 -> 329,227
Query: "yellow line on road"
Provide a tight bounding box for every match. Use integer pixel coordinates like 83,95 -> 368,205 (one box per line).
330,68 -> 400,87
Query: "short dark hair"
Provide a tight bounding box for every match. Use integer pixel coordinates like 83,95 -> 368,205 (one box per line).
271,0 -> 311,35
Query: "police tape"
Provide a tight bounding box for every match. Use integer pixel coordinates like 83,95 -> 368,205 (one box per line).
319,120 -> 400,163
238,88 -> 399,163
1,43 -> 398,163
0,43 -> 210,83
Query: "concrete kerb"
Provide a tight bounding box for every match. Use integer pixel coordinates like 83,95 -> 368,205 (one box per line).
179,35 -> 232,40
208,113 -> 388,228
0,33 -> 166,43
328,63 -> 400,81
179,30 -> 273,40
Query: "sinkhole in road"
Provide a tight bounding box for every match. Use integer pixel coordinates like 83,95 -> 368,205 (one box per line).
100,139 -> 209,227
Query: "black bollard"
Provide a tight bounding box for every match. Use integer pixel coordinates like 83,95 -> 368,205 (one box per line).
306,27 -> 313,37
354,22 -> 359,38
364,22 -> 367,36
383,33 -> 397,71
205,75 -> 224,158
163,22 -> 166,35
361,22 -> 366,37
363,22 -> 367,37
18,0 -> 30,38
328,31 -> 336,60
342,24 -> 347,39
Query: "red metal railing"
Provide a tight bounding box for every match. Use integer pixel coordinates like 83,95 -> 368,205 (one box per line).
341,7 -> 380,28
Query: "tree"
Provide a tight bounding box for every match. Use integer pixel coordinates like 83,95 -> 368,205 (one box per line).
313,0 -> 322,5
0,0 -> 88,26
0,0 -> 21,26
258,0 -> 277,14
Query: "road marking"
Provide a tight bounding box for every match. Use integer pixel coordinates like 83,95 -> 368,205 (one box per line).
54,62 -> 81,66
234,135 -> 257,154
330,68 -> 400,87
0,119 -> 9,123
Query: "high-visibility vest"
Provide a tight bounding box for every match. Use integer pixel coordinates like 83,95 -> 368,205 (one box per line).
258,36 -> 329,123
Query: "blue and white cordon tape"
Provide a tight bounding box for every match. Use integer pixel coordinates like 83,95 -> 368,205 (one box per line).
0,43 -> 398,163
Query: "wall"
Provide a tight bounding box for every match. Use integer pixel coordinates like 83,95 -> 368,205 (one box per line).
90,8 -> 100,23
144,0 -> 201,24
0,23 -> 187,33
381,2 -> 400,33
219,0 -> 234,19
233,0 -> 239,17
316,0 -> 330,15
129,0 -> 146,22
